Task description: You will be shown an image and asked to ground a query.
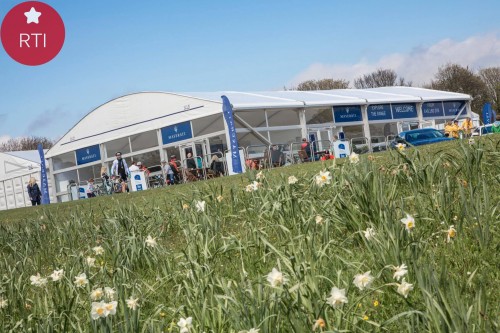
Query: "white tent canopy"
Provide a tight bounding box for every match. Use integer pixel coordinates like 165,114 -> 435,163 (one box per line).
0,150 -> 55,210
46,87 -> 471,158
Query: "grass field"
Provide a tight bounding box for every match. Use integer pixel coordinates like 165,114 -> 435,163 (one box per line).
0,136 -> 499,332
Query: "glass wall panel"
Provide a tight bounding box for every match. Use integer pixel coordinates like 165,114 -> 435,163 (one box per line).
105,137 -> 130,158
269,129 -> 302,145
54,170 -> 78,193
130,150 -> 161,170
237,131 -> 269,148
52,152 -> 76,171
267,110 -> 300,126
57,194 -> 71,203
369,123 -> 398,137
78,164 -> 102,183
208,134 -> 227,155
164,146 -> 181,161
234,110 -> 267,128
131,130 -> 158,152
306,108 -> 334,124
343,125 -> 364,140
193,114 -> 225,136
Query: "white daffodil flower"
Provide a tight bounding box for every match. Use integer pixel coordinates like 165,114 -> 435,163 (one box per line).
195,200 -> 206,212
349,152 -> 360,164
50,269 -> 64,282
326,287 -> 348,308
288,176 -> 298,184
145,235 -> 157,248
74,273 -> 88,288
267,267 -> 286,287
400,214 -> 415,233
393,264 -> 408,281
397,279 -> 414,298
177,317 -> 193,333
353,271 -> 374,290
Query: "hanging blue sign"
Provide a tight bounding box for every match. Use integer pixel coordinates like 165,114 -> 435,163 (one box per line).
161,121 -> 193,144
222,95 -> 242,174
482,103 -> 492,125
391,103 -> 417,119
422,102 -> 444,118
334,105 -> 362,123
76,145 -> 101,165
37,144 -> 50,204
367,104 -> 392,121
443,101 -> 466,117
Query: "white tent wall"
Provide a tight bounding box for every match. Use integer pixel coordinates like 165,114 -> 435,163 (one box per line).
0,151 -> 55,211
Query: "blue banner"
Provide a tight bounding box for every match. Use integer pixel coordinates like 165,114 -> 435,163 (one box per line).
221,95 -> 242,174
422,102 -> 444,118
161,121 -> 193,144
443,101 -> 466,117
391,103 -> 417,119
334,105 -> 362,123
367,104 -> 392,121
482,103 -> 492,125
76,145 -> 101,165
37,144 -> 50,204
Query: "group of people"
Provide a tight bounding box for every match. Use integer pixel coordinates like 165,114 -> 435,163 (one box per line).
444,117 -> 473,138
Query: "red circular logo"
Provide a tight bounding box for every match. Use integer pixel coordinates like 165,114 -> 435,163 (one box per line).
1,1 -> 65,66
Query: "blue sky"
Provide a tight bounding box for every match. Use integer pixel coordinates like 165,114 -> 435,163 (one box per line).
1,0 -> 499,140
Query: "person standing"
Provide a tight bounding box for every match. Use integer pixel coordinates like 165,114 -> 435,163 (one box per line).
450,120 -> 460,139
27,177 -> 42,206
161,159 -> 175,185
461,117 -> 474,137
111,152 -> 129,193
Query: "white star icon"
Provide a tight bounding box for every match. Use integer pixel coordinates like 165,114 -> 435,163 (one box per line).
24,7 -> 42,24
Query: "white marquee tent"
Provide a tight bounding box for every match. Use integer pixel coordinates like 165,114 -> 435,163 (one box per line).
0,150 -> 55,210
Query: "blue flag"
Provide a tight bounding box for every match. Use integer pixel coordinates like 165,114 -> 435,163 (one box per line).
221,95 -> 242,173
482,103 -> 492,125
37,143 -> 50,204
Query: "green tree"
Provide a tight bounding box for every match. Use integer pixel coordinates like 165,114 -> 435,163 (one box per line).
429,63 -> 488,114
478,67 -> 500,118
0,136 -> 54,152
294,78 -> 350,91
353,68 -> 411,89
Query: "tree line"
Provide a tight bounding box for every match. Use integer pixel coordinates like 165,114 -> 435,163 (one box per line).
0,136 -> 54,153
292,63 -> 500,117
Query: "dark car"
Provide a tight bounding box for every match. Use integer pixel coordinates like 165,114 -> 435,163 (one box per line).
391,128 -> 454,148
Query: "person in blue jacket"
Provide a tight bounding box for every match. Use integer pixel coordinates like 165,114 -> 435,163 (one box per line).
27,177 -> 42,206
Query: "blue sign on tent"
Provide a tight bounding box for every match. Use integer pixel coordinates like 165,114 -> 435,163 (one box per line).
76,145 -> 101,165
367,104 -> 392,121
161,121 -> 193,144
422,102 -> 444,118
334,105 -> 362,123
391,103 -> 417,119
443,101 -> 466,117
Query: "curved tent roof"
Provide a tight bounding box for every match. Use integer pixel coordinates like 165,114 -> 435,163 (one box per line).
46,87 -> 471,158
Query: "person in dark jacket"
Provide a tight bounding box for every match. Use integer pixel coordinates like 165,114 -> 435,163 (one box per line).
27,177 -> 42,206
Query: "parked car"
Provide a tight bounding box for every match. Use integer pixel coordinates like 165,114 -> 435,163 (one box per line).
471,125 -> 493,137
391,128 -> 454,148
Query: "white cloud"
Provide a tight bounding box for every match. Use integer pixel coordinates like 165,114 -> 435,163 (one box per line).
291,33 -> 500,86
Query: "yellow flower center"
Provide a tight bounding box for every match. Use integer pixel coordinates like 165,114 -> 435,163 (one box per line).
373,300 -> 379,307
407,221 -> 414,229
321,175 -> 327,180
448,229 -> 456,238
363,315 -> 369,321
106,304 -> 114,310
97,308 -> 104,315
